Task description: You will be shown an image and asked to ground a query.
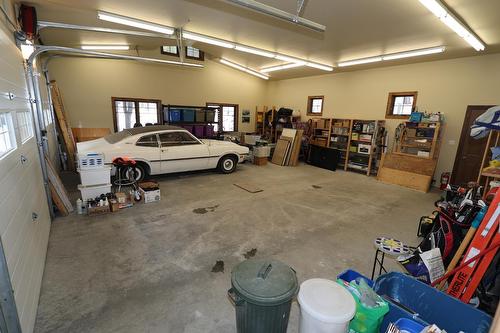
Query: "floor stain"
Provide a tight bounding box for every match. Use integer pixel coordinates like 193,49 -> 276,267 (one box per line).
312,185 -> 322,189
193,205 -> 219,214
211,260 -> 224,273
244,248 -> 257,259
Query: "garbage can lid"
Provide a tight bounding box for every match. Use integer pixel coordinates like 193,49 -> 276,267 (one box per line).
231,259 -> 298,306
297,278 -> 356,324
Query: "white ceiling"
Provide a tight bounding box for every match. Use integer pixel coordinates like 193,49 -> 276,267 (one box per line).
25,0 -> 500,79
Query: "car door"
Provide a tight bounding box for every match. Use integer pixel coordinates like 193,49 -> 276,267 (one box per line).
159,131 -> 210,173
133,134 -> 162,174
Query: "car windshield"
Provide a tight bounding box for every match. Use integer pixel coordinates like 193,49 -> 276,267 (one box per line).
104,131 -> 132,144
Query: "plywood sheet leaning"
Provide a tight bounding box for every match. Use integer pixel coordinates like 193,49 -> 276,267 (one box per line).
271,138 -> 291,166
45,155 -> 73,215
50,80 -> 76,171
288,130 -> 304,166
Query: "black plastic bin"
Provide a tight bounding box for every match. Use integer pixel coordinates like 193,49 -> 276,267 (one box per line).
229,259 -> 298,333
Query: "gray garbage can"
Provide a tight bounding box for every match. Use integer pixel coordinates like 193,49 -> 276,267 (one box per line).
228,259 -> 299,333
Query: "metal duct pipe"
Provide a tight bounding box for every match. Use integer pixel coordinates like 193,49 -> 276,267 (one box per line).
223,0 -> 325,32
27,45 -> 203,218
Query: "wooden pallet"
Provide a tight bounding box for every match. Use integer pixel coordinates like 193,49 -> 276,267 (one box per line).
50,80 -> 76,171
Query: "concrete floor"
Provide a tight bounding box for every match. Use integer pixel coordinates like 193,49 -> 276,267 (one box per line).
34,163 -> 439,333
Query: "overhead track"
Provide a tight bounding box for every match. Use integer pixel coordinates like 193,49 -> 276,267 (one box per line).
223,0 -> 325,32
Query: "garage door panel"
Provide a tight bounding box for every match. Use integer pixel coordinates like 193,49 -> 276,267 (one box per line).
0,14 -> 51,333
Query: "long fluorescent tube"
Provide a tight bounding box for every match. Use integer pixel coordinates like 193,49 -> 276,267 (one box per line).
182,31 -> 235,49
306,62 -> 334,71
234,45 -> 275,58
274,54 -> 305,64
223,0 -> 326,32
338,56 -> 382,67
81,45 -> 130,50
97,11 -> 175,35
382,46 -> 445,60
261,62 -> 304,73
418,0 -> 485,51
220,58 -> 269,80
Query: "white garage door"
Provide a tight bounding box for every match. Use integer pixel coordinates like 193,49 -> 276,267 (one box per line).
0,9 -> 51,333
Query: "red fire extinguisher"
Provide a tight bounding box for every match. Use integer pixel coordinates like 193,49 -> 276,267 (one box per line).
440,172 -> 450,190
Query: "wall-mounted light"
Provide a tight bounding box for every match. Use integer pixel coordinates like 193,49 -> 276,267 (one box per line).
418,0 -> 485,51
220,58 -> 269,80
97,11 -> 175,35
81,45 -> 130,50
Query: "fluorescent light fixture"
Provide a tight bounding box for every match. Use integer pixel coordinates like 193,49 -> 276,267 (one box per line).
338,56 -> 382,67
234,45 -> 275,58
274,54 -> 305,64
382,46 -> 445,60
418,0 -> 485,51
182,31 -> 235,49
97,11 -> 174,35
306,62 -> 334,71
223,0 -> 326,32
260,62 -> 304,73
81,45 -> 130,50
220,58 -> 269,80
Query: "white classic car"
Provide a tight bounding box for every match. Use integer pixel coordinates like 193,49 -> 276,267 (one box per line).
76,125 -> 249,180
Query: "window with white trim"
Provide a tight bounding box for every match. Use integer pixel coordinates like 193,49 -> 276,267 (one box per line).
17,110 -> 34,143
0,112 -> 17,159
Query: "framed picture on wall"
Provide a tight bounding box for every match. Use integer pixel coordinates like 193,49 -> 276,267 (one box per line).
242,110 -> 251,123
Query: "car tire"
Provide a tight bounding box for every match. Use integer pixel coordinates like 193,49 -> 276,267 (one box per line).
218,155 -> 238,174
123,163 -> 147,182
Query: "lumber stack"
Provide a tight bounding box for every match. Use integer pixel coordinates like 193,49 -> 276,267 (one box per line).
45,156 -> 73,215
50,80 -> 76,171
271,129 -> 303,166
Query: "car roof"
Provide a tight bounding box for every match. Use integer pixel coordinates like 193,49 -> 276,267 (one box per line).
124,125 -> 184,135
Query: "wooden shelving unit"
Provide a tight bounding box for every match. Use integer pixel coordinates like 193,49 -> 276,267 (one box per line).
393,121 -> 441,159
477,130 -> 500,198
345,120 -> 386,176
309,118 -> 332,147
255,106 -> 266,135
329,119 -> 352,169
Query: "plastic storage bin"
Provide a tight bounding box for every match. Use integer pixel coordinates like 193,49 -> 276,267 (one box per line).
229,259 -> 298,333
182,109 -> 196,122
204,125 -> 214,137
193,125 -> 204,138
298,278 -> 356,333
78,153 -> 105,170
394,318 -> 425,333
337,269 -> 374,287
78,183 -> 112,201
374,272 -> 492,333
78,166 -> 111,186
195,110 -> 206,123
169,110 -> 181,122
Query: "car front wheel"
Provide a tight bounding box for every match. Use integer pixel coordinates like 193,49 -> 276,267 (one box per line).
218,155 -> 238,174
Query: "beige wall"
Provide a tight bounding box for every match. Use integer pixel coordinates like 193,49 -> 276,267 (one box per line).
266,53 -> 500,181
48,56 -> 268,133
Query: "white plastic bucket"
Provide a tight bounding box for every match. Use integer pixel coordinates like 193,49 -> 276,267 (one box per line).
298,278 -> 356,333
78,167 -> 111,186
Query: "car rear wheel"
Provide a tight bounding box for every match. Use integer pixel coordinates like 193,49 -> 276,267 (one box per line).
123,163 -> 147,182
218,155 -> 238,174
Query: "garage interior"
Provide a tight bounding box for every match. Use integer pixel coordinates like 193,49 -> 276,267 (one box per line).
1,1 -> 500,333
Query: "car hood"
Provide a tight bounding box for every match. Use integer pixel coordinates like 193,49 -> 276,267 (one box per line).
202,139 -> 249,151
76,138 -> 111,154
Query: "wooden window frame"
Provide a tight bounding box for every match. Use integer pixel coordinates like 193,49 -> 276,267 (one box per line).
111,97 -> 162,132
160,45 -> 179,57
185,46 -> 205,61
385,91 -> 418,119
206,102 -> 239,132
307,95 -> 324,116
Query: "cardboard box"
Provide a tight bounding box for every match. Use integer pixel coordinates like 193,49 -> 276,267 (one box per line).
139,181 -> 161,204
254,156 -> 268,166
358,144 -> 371,154
359,134 -> 372,142
115,192 -> 127,204
351,133 -> 359,140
